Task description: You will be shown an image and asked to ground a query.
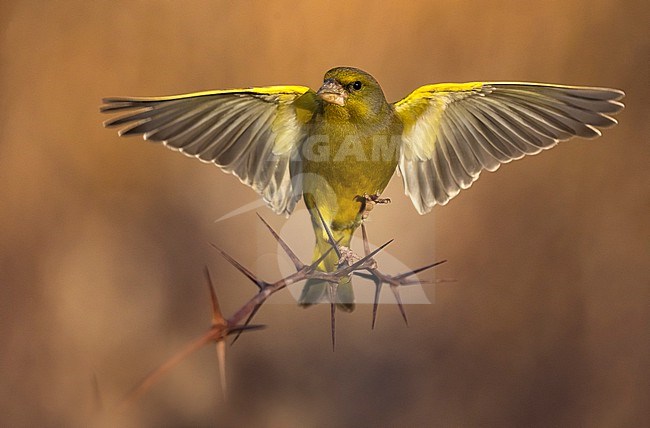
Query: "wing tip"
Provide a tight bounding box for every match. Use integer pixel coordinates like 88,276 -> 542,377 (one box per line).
609,88 -> 626,101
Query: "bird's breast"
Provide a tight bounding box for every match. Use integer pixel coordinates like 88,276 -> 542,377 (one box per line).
299,118 -> 400,229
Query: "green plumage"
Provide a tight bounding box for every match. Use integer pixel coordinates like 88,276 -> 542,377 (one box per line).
298,68 -> 403,310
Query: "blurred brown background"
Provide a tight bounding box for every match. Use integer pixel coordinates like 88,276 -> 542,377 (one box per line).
1,1 -> 648,426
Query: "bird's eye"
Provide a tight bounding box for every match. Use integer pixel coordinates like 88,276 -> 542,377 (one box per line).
351,81 -> 362,91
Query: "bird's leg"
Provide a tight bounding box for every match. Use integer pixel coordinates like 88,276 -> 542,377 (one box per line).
356,193 -> 391,220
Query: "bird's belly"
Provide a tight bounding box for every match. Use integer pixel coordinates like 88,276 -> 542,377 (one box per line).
301,139 -> 397,230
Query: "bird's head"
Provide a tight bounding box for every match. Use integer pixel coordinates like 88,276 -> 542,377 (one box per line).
317,67 -> 388,121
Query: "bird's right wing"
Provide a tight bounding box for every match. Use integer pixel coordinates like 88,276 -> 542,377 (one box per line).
101,86 -> 318,215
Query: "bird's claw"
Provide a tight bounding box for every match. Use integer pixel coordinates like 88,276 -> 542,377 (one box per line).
337,245 -> 377,270
357,193 -> 391,220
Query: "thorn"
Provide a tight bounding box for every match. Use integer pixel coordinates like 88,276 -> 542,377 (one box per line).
394,259 -> 447,281
313,204 -> 341,259
327,284 -> 336,351
210,243 -> 265,289
399,279 -> 431,286
371,279 -> 382,330
228,324 -> 266,334
257,213 -> 304,271
230,304 -> 262,345
330,302 -> 336,351
204,267 -> 225,326
216,340 -> 227,398
390,286 -> 409,326
352,271 -> 375,280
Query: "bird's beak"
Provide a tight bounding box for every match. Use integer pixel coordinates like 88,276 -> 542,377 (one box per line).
317,78 -> 347,106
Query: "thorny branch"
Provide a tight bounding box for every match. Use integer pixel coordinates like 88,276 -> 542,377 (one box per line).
117,205 -> 447,410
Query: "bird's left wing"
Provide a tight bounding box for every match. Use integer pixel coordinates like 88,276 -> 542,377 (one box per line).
393,82 -> 624,214
101,86 -> 318,215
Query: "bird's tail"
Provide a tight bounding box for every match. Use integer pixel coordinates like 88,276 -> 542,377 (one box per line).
299,227 -> 355,312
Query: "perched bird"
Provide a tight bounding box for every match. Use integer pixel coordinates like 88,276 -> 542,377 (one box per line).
101,67 -> 624,310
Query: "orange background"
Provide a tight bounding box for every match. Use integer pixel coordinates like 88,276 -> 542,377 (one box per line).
1,1 -> 648,426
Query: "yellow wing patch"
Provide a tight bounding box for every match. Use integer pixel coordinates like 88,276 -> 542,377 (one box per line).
394,82 -> 484,160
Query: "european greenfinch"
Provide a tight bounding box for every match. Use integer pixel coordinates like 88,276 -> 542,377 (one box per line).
102,67 -> 624,311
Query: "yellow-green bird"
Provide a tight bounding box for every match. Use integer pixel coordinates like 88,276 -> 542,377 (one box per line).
101,67 -> 624,311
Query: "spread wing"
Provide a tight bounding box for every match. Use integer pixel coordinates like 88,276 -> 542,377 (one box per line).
101,86 -> 318,215
393,82 -> 625,214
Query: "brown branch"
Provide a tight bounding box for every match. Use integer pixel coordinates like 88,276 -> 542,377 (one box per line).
116,212 -> 447,411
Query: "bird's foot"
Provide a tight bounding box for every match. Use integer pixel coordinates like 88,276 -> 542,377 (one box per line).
338,245 -> 377,270
357,193 -> 391,220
